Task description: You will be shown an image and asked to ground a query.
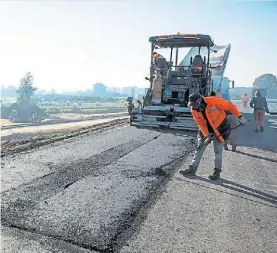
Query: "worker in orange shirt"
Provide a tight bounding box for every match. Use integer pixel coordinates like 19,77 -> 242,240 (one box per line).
153,51 -> 160,58
152,51 -> 162,64
179,93 -> 247,180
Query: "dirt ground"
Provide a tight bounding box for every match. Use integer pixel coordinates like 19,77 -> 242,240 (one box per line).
1,111 -> 127,127
1,118 -> 129,157
0,119 -> 13,126
1,116 -> 128,143
51,113 -> 94,120
52,112 -> 126,120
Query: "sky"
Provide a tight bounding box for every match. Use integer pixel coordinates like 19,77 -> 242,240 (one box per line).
0,1 -> 277,92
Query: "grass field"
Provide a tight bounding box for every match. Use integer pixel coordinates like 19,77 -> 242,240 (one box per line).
39,102 -> 128,114
1,98 -> 128,114
39,102 -> 127,110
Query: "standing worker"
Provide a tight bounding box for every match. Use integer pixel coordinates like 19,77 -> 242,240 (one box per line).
242,93 -> 249,108
250,90 -> 269,132
179,93 -> 247,180
126,97 -> 134,115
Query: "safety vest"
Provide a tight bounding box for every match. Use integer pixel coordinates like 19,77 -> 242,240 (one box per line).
191,97 -> 241,142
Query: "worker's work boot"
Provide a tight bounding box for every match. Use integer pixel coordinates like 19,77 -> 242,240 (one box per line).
260,126 -> 264,132
223,143 -> 228,150
232,145 -> 237,152
179,165 -> 197,176
209,168 -> 221,180
255,128 -> 259,132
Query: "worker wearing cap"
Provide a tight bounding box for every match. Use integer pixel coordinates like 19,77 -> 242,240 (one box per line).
250,89 -> 269,132
153,51 -> 160,58
152,51 -> 162,65
179,93 -> 247,180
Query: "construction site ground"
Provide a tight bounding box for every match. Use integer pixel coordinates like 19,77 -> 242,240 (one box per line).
1,102 -> 277,253
1,111 -> 128,142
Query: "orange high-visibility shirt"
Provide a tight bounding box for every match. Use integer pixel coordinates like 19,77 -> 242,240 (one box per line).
191,96 -> 241,142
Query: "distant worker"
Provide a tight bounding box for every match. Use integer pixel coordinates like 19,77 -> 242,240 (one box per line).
153,51 -> 160,58
210,91 -> 239,152
250,90 -> 269,132
152,51 -> 163,64
126,97 -> 134,115
127,102 -> 134,115
242,93 -> 249,108
215,90 -> 222,98
179,93 -> 247,180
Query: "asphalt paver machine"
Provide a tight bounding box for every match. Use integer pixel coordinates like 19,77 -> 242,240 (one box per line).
130,33 -> 216,130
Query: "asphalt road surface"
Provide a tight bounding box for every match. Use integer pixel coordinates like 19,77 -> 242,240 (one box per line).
1,111 -> 277,253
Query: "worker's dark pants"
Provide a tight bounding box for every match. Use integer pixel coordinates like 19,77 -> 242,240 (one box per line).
190,133 -> 223,170
224,114 -> 239,147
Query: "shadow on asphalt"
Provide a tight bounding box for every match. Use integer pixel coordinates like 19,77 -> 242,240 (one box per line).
235,150 -> 277,164
238,112 -> 277,151
175,175 -> 277,208
133,126 -> 197,138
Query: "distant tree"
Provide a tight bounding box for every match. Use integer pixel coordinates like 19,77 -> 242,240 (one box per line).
92,83 -> 107,96
16,72 -> 37,103
253,74 -> 277,90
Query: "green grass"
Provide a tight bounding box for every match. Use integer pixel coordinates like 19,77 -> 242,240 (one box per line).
39,102 -> 128,114
39,102 -> 126,110
1,99 -> 128,115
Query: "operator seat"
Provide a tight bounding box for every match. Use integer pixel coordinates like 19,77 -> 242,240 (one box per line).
191,55 -> 205,75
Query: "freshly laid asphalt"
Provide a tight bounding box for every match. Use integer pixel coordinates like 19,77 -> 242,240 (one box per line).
1,107 -> 277,253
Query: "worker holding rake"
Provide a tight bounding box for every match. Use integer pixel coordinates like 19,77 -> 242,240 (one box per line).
179,93 -> 247,180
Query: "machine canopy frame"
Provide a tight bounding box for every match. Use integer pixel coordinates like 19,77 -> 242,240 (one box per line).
149,34 -> 214,48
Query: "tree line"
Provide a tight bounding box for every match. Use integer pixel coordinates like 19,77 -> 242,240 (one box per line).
1,73 -> 127,103
1,72 -> 277,104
